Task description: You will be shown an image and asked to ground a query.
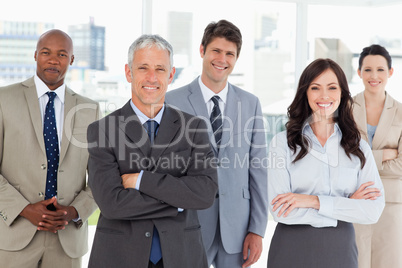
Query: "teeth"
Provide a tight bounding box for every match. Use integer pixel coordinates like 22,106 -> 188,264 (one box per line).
144,86 -> 157,90
214,65 -> 225,70
318,103 -> 331,108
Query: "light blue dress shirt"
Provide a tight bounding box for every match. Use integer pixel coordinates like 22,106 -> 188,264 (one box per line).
129,100 -> 164,189
268,123 -> 385,227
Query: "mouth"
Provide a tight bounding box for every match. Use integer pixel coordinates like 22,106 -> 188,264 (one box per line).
45,67 -> 59,73
369,81 -> 381,86
212,63 -> 228,71
317,102 -> 333,109
143,85 -> 159,91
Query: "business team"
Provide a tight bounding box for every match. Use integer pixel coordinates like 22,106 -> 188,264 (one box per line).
0,19 -> 392,268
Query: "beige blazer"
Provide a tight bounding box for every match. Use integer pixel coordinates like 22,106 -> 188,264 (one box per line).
353,92 -> 402,203
0,77 -> 100,258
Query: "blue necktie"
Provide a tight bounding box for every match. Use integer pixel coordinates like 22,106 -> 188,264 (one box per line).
43,92 -> 59,200
210,95 -> 223,147
143,120 -> 162,264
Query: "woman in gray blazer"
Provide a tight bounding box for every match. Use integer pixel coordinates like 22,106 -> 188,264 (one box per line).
353,44 -> 402,268
267,58 -> 385,268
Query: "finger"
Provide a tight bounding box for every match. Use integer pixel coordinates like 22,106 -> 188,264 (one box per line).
283,203 -> 295,217
242,243 -> 249,260
271,193 -> 290,205
277,202 -> 290,217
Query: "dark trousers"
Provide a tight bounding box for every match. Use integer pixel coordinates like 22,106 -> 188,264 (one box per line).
148,260 -> 163,268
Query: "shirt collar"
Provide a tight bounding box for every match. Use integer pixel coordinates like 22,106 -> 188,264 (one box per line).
302,121 -> 342,136
198,76 -> 228,105
130,100 -> 165,125
34,74 -> 65,103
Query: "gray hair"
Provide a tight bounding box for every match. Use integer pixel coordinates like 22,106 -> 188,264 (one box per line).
127,34 -> 174,70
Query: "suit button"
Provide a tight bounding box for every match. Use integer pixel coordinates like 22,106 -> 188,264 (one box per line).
39,192 -> 44,197
145,232 -> 151,238
41,164 -> 46,170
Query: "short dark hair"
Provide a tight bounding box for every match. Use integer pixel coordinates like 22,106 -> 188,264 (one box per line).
358,44 -> 392,70
201,20 -> 242,57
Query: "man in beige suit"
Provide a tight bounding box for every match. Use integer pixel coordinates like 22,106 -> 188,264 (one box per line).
0,29 -> 99,267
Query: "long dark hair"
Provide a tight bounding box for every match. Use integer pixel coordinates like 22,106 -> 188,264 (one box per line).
286,58 -> 366,168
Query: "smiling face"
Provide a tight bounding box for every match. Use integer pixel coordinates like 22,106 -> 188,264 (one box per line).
306,69 -> 341,122
358,54 -> 393,95
34,30 -> 74,90
125,46 -> 175,117
200,37 -> 238,93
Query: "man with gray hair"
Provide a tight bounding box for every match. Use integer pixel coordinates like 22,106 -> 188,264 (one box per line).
87,34 -> 218,268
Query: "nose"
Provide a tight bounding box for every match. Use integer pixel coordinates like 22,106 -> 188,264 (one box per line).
146,70 -> 157,82
370,70 -> 378,79
48,54 -> 59,65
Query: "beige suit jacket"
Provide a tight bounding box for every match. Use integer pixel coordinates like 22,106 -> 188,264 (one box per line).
0,77 -> 99,258
353,92 -> 402,203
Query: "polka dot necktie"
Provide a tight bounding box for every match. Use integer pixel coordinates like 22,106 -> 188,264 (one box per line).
43,92 -> 59,200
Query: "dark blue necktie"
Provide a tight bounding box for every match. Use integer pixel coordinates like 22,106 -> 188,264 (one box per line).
143,120 -> 162,264
210,95 -> 223,147
43,92 -> 59,200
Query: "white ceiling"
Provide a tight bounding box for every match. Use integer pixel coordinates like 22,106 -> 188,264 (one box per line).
267,0 -> 402,6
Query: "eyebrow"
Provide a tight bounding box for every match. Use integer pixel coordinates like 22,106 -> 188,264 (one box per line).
40,47 -> 69,54
310,82 -> 339,86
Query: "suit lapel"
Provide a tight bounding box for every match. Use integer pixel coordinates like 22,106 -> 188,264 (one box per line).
372,93 -> 396,149
151,106 -> 181,160
59,87 -> 76,164
187,78 -> 218,154
118,101 -> 151,157
23,79 -> 46,156
219,84 -> 239,157
353,92 -> 369,142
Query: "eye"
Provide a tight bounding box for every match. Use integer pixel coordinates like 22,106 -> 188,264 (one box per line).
364,68 -> 371,72
329,86 -> 337,90
310,86 -> 319,90
59,53 -> 67,57
41,51 -> 49,55
157,68 -> 165,72
378,68 -> 385,72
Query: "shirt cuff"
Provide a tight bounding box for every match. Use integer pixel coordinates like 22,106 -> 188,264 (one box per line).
136,170 -> 144,190
72,215 -> 81,222
317,195 -> 337,226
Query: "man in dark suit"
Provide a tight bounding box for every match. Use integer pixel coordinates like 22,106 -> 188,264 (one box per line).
87,34 -> 218,268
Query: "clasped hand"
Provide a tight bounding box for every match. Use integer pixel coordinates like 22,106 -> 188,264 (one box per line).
20,197 -> 78,233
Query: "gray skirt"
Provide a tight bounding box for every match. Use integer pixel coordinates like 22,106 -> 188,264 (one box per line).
268,221 -> 357,268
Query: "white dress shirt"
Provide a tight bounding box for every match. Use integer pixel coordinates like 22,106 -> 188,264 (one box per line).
35,74 -> 65,149
268,123 -> 385,227
198,76 -> 228,117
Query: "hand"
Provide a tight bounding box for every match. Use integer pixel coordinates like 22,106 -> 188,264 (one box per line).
121,173 -> 139,189
383,149 -> 398,162
20,197 -> 74,233
271,193 -> 320,217
242,232 -> 263,268
350,181 -> 381,200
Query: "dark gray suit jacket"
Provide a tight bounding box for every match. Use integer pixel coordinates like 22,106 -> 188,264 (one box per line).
87,101 -> 218,268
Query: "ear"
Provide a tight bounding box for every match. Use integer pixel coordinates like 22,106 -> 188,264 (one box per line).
70,55 -> 75,65
34,51 -> 37,61
200,44 -> 205,58
125,64 -> 132,83
357,68 -> 362,78
389,67 -> 394,78
168,67 -> 176,84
